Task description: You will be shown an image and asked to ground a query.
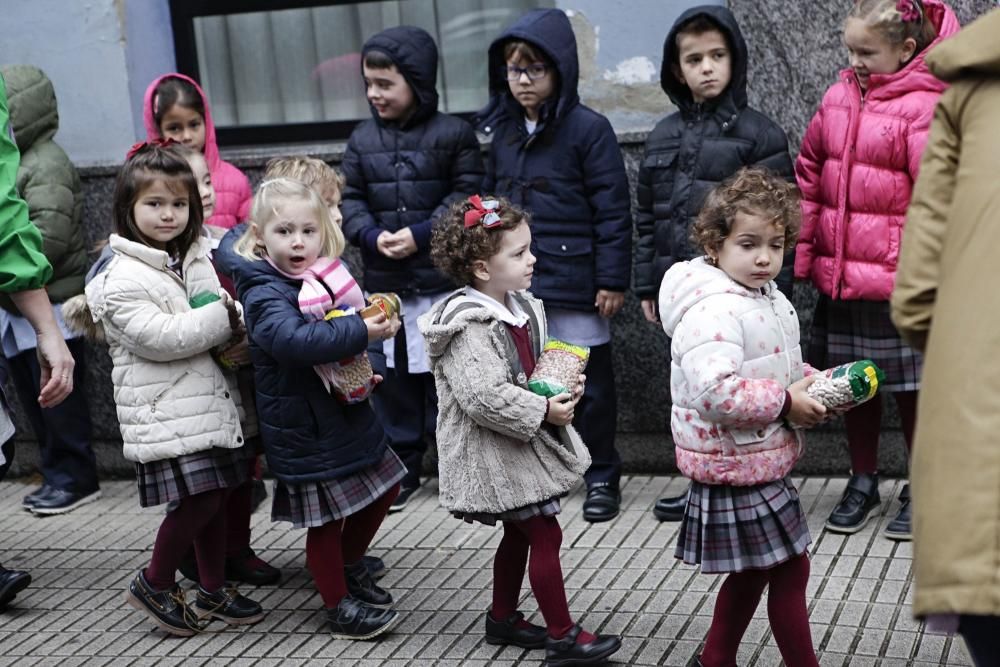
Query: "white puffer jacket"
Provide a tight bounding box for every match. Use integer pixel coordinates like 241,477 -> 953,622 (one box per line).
85,234 -> 243,463
659,257 -> 808,486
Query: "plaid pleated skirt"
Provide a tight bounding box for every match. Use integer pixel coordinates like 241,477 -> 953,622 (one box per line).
808,296 -> 921,392
453,498 -> 561,527
674,477 -> 811,574
271,448 -> 406,529
136,444 -> 251,508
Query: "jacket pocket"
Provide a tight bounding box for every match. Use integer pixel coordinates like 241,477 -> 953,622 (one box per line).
150,370 -> 191,414
728,421 -> 783,446
533,237 -> 594,291
641,152 -> 678,170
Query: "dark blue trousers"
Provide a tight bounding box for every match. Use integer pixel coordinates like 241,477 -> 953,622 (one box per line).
368,325 -> 437,490
8,338 -> 98,493
574,342 -> 622,488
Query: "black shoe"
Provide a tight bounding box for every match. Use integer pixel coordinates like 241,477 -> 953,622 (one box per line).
226,547 -> 281,586
825,473 -> 881,534
194,586 -> 265,625
326,595 -> 399,640
125,570 -> 200,636
583,485 -> 620,523
0,566 -> 31,610
388,485 -> 419,513
652,491 -> 688,522
178,549 -> 199,584
345,560 -> 392,608
544,625 -> 622,666
30,487 -> 101,516
884,483 -> 912,541
250,479 -> 268,513
361,554 -> 387,581
22,484 -> 53,509
484,610 -> 547,649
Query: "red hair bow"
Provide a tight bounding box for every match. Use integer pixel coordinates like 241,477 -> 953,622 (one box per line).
463,195 -> 503,229
125,137 -> 177,160
896,0 -> 921,22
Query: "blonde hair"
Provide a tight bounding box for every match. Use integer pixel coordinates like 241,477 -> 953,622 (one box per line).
847,0 -> 937,55
234,177 -> 345,261
263,156 -> 344,202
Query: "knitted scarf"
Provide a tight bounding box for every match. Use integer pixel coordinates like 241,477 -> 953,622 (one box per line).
265,256 -> 367,393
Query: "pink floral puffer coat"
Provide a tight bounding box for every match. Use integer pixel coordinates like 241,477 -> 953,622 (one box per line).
794,0 -> 959,301
659,257 -> 810,486
143,73 -> 251,230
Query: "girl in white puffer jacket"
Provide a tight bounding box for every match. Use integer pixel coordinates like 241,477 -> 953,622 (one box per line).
659,168 -> 826,667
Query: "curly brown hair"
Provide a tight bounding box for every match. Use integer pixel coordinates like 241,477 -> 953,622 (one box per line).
691,167 -> 801,254
431,196 -> 529,286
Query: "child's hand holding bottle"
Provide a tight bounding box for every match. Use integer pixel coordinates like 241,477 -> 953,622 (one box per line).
363,311 -> 395,342
786,375 -> 827,428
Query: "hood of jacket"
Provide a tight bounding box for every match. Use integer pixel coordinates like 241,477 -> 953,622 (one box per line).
361,26 -> 440,128
1,65 -> 58,152
659,256 -> 773,337
926,7 -> 1000,81
837,0 -> 960,99
143,73 -> 225,175
421,291 -> 507,359
661,5 -> 748,116
479,8 -> 580,128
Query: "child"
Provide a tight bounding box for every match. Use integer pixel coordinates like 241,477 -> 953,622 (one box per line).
341,26 -> 484,511
0,64 -> 100,515
796,0 -> 959,539
84,142 -> 263,636
143,73 -> 251,231
660,168 -> 824,667
477,8 -> 632,523
891,8 -> 1000,662
419,196 -> 621,666
633,5 -> 796,524
224,178 -> 404,639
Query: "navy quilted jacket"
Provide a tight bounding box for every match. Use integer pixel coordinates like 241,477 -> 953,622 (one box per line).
341,26 -> 484,296
477,9 -> 632,312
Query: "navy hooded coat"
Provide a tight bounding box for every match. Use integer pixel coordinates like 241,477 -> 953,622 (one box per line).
478,9 -> 632,312
633,5 -> 794,300
341,26 -> 484,296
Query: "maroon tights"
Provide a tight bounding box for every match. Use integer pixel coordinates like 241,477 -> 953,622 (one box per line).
146,487 -> 231,592
845,391 -> 918,475
701,554 -> 818,667
305,484 -> 399,608
224,456 -> 258,557
491,515 -> 595,643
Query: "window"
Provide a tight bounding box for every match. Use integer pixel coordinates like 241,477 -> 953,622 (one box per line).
170,0 -> 552,145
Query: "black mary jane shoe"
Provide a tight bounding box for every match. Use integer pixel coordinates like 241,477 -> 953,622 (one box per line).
226,547 -> 281,586
484,610 -> 548,649
652,491 -> 688,522
544,625 -> 622,666
582,485 -> 621,523
825,473 -> 880,534
0,566 -> 31,610
326,595 -> 399,640
361,554 -> 387,580
345,559 -> 393,608
883,483 -> 912,541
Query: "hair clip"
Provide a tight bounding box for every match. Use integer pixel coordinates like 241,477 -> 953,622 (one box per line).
463,194 -> 503,229
896,0 -> 921,22
126,137 -> 177,160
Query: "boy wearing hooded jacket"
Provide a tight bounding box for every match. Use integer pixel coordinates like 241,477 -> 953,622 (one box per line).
634,6 -> 795,523
341,26 -> 484,511
477,9 -> 633,524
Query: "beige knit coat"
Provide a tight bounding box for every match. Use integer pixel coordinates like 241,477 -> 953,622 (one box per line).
419,289 -> 590,514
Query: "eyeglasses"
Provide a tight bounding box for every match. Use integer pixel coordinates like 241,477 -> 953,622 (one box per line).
504,63 -> 548,81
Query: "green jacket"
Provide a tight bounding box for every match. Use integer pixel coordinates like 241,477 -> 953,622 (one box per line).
0,71 -> 51,295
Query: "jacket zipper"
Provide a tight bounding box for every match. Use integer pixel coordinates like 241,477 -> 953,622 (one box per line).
150,370 -> 191,413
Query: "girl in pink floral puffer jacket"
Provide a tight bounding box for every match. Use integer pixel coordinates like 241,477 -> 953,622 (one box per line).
660,169 -> 827,667
794,0 -> 959,541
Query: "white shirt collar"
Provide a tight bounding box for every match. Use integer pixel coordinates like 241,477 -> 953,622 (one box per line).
465,287 -> 530,326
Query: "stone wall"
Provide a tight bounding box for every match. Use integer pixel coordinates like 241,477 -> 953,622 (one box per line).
5,1 -> 995,479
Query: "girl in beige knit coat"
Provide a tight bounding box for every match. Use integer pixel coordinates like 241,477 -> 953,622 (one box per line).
418,196 -> 621,666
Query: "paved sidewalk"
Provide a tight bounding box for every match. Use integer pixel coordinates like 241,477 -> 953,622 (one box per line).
0,475 -> 973,666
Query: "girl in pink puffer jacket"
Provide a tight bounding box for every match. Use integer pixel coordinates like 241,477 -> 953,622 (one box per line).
794,0 -> 959,540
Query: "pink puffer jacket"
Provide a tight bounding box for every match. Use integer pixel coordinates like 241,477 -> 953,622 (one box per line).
794,0 -> 959,301
143,73 -> 251,230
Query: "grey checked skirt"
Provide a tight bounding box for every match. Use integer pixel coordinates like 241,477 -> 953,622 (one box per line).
808,296 -> 921,392
453,498 -> 561,526
674,477 -> 811,574
271,448 -> 406,529
136,444 -> 251,507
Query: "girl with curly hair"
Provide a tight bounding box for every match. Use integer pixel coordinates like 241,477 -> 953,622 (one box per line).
418,196 -> 621,666
658,167 -> 825,667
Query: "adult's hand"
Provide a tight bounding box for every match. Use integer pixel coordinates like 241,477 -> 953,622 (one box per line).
9,288 -> 74,407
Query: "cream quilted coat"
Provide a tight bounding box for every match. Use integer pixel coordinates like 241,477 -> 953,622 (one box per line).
85,234 -> 243,463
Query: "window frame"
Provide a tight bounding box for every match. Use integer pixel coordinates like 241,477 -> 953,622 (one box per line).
169,0 -> 480,146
